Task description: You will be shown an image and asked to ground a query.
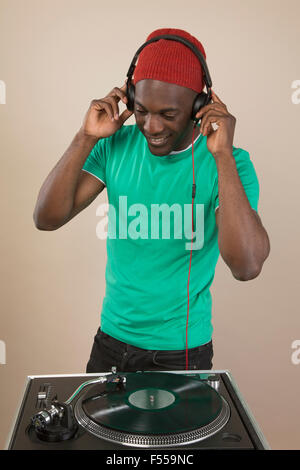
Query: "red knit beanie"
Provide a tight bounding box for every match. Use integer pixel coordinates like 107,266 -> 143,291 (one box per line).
133,28 -> 206,93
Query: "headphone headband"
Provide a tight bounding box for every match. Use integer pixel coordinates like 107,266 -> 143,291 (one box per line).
126,34 -> 213,122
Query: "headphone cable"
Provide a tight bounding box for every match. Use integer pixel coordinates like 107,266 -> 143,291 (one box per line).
185,122 -> 197,370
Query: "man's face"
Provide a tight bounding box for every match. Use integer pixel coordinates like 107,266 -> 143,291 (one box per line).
134,79 -> 198,156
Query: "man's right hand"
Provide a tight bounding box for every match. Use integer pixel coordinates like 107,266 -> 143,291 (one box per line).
80,81 -> 133,140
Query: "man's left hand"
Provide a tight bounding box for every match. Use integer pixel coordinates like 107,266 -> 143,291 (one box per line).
195,90 -> 236,159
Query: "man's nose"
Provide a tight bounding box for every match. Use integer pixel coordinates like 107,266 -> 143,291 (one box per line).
143,114 -> 164,135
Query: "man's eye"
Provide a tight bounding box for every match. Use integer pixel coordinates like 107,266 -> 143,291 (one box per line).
135,109 -> 175,119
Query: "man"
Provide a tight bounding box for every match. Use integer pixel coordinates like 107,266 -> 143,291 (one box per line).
33,28 -> 270,373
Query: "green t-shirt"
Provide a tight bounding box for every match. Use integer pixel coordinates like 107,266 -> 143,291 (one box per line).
82,124 -> 259,350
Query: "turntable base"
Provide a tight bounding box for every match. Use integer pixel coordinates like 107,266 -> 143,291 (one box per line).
7,370 -> 269,450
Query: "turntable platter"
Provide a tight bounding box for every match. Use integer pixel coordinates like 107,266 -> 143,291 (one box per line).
74,372 -> 231,447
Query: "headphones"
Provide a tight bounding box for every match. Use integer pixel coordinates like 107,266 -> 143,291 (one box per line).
125,34 -> 213,123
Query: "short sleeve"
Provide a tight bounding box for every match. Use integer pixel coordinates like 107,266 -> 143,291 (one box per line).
214,148 -> 260,212
82,137 -> 110,186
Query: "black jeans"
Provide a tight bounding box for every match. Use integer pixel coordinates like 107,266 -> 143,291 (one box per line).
86,328 -> 214,373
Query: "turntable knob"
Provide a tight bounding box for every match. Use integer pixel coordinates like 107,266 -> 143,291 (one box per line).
207,375 -> 220,391
31,410 -> 51,428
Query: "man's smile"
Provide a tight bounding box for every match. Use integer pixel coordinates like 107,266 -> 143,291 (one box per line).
145,134 -> 171,147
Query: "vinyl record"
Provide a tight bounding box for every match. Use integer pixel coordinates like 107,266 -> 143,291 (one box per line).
81,372 -> 223,434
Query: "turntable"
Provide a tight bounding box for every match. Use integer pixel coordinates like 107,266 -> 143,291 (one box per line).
7,369 -> 269,450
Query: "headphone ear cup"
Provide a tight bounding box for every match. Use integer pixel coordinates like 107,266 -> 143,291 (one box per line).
126,83 -> 135,111
191,92 -> 209,121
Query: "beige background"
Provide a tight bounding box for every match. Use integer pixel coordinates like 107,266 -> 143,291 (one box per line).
0,0 -> 299,450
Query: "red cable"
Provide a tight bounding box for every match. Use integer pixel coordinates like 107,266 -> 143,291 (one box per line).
185,123 -> 197,370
